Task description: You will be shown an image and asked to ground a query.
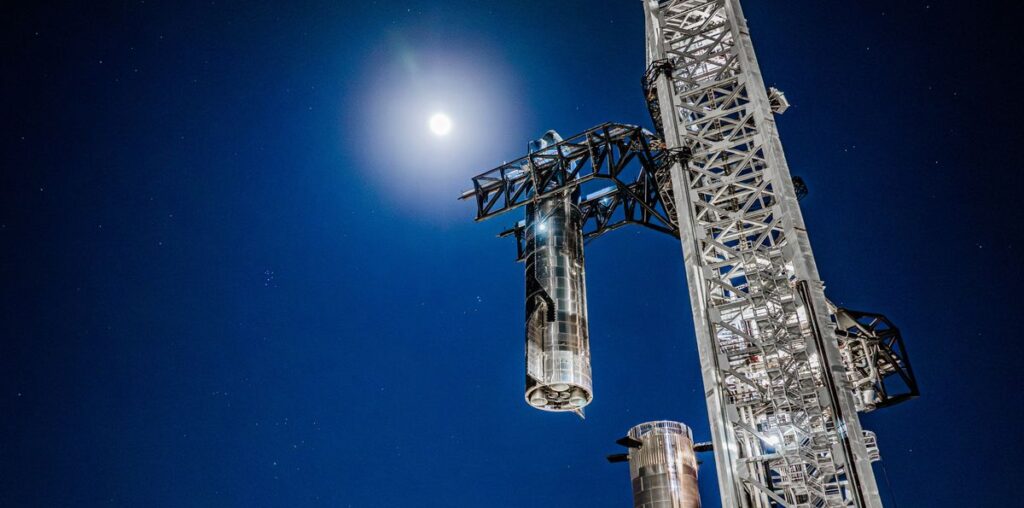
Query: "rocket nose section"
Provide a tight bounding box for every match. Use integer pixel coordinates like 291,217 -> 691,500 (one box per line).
542,130 -> 563,145
528,138 -> 545,153
528,130 -> 565,154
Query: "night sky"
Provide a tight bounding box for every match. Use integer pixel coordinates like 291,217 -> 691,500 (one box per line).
3,1 -> 1022,506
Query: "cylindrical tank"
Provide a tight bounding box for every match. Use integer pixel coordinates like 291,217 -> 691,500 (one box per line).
627,421 -> 701,508
524,192 -> 593,412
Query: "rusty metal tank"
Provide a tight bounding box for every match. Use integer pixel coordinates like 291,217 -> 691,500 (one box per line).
626,421 -> 701,508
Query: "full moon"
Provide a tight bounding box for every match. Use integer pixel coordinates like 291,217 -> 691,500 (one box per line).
428,113 -> 452,136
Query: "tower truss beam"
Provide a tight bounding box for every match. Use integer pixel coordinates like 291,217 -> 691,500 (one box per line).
459,123 -> 674,223
643,0 -> 884,506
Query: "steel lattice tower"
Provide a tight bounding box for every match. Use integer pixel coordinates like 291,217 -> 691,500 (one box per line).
461,1 -> 919,506
643,1 -> 882,506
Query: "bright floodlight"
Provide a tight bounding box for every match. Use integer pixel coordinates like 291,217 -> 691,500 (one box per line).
429,113 -> 452,136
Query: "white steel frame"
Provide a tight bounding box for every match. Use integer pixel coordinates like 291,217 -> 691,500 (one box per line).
643,1 -> 883,506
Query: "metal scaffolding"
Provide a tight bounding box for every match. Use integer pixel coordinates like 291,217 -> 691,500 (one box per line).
643,0 -> 881,505
459,1 -> 919,506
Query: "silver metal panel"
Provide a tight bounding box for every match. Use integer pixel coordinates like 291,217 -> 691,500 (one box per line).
643,0 -> 883,505
628,421 -> 702,508
524,194 -> 593,412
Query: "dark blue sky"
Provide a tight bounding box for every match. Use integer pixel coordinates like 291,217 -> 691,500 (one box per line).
3,1 -> 1022,506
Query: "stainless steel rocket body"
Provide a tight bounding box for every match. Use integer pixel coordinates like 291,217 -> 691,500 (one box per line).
524,193 -> 593,412
627,421 -> 701,508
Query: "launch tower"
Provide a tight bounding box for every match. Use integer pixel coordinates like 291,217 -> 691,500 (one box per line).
460,1 -> 918,506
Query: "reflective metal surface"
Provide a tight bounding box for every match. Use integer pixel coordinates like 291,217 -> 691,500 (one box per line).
627,421 -> 701,508
524,193 -> 593,413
